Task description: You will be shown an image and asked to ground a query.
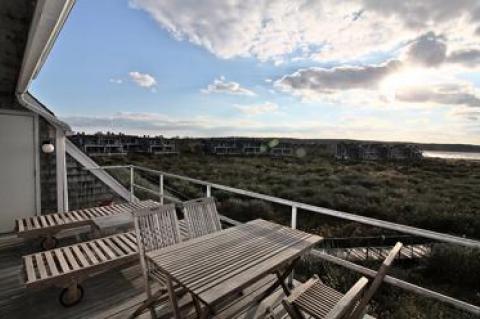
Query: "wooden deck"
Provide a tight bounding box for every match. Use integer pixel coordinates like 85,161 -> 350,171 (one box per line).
0,235 -> 291,319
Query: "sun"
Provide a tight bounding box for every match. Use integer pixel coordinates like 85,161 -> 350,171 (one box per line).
380,68 -> 432,102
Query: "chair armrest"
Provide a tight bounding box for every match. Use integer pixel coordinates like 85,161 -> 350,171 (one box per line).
325,277 -> 369,319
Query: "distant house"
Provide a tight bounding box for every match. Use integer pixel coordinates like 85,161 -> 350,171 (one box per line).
336,142 -> 422,161
204,137 -> 295,156
69,132 -> 178,156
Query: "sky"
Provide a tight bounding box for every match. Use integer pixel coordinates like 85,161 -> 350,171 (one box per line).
31,0 -> 480,144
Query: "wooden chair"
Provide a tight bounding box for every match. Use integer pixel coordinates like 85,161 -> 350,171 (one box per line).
182,197 -> 222,239
282,242 -> 403,319
131,204 -> 182,318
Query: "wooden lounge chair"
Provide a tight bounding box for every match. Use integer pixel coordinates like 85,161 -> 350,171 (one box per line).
182,197 -> 222,239
23,232 -> 139,307
282,242 -> 403,319
130,204 -> 183,318
16,200 -> 157,250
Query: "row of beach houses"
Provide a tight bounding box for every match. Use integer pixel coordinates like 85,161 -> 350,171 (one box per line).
69,132 -> 177,156
69,133 -> 422,161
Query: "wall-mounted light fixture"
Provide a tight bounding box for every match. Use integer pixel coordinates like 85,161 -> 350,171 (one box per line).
41,140 -> 55,154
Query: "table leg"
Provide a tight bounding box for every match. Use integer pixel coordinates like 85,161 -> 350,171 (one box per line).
167,277 -> 182,319
199,307 -> 212,319
256,257 -> 300,303
192,294 -> 202,318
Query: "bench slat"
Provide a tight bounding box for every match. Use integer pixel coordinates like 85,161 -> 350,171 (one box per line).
55,249 -> 71,273
96,239 -> 117,260
88,241 -> 108,262
35,254 -> 48,279
25,218 -> 33,230
39,215 -> 49,227
32,217 -> 40,229
63,247 -> 80,270
45,215 -> 55,226
24,256 -> 36,282
45,251 -> 59,277
103,237 -> 124,257
80,243 -> 99,265
111,235 -> 134,254
52,214 -> 64,225
17,219 -> 25,232
72,245 -> 90,268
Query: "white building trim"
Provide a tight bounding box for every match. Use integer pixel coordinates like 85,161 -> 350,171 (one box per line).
16,0 -> 76,94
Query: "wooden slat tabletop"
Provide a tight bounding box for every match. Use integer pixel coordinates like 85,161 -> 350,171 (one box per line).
147,219 -> 323,309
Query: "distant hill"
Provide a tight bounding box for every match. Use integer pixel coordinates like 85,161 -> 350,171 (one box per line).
177,137 -> 480,153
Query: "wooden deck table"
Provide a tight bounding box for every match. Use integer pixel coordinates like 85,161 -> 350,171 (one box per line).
146,219 -> 323,318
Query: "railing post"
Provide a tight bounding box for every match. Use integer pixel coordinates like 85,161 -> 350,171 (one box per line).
159,174 -> 164,204
130,165 -> 134,202
206,184 -> 212,198
288,205 -> 298,287
291,205 -> 297,229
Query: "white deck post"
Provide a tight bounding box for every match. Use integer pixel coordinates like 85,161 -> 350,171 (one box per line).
55,129 -> 68,212
159,174 -> 164,204
130,165 -> 134,202
289,205 -> 298,286
206,184 -> 212,197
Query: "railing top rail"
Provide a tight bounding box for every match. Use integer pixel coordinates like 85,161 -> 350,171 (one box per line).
85,164 -> 480,249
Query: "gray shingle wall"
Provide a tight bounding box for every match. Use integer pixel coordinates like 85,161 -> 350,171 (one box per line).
39,117 -> 57,214
66,154 -> 123,211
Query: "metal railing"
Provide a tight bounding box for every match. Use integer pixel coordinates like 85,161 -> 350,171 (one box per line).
85,164 -> 480,316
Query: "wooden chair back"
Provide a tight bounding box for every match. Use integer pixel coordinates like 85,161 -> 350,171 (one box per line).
182,197 -> 222,238
133,204 -> 181,275
350,241 -> 403,319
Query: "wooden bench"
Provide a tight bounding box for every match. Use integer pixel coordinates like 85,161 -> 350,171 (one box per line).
16,200 -> 158,249
23,232 -> 139,307
23,220 -> 191,307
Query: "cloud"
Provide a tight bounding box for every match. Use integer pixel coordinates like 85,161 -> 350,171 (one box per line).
109,78 -> 123,84
451,108 -> 480,121
129,71 -> 157,88
202,77 -> 255,96
362,0 -> 480,29
395,84 -> 480,107
275,60 -> 401,98
406,32 -> 447,67
447,48 -> 480,66
62,111 -> 480,144
130,0 -> 480,63
234,102 -> 279,115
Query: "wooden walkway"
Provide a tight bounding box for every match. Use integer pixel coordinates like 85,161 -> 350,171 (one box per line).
318,244 -> 431,262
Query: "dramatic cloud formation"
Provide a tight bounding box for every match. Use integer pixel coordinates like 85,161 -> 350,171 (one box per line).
275,60 -> 401,98
447,49 -> 480,67
129,71 -> 157,88
406,32 -> 447,67
234,102 -> 279,115
396,85 -> 480,108
361,0 -> 480,29
202,77 -> 255,96
130,0 -> 479,62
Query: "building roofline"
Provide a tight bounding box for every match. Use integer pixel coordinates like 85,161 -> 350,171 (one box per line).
16,0 -> 75,94
17,91 -> 71,131
14,0 -> 75,131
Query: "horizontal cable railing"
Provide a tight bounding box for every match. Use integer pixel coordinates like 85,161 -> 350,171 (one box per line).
84,164 -> 480,316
